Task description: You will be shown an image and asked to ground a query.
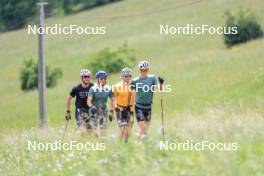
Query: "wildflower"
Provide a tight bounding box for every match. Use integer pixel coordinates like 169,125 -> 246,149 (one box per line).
99,158 -> 108,164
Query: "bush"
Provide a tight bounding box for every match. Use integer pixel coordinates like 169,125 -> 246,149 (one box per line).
87,43 -> 136,74
224,9 -> 263,47
20,58 -> 63,91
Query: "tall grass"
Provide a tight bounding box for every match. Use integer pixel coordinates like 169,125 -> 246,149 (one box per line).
1,107 -> 264,175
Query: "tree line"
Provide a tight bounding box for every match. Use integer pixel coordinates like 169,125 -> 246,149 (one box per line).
0,0 -> 122,32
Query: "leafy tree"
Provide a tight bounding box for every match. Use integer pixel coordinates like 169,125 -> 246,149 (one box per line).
20,58 -> 63,91
87,43 -> 136,74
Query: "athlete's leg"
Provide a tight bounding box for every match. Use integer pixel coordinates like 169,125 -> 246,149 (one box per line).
143,110 -> 151,136
116,111 -> 124,140
135,106 -> 148,139
76,109 -> 87,136
116,110 -> 129,141
123,126 -> 130,142
79,123 -> 88,137
98,111 -> 108,141
126,113 -> 134,140
87,112 -> 98,139
75,109 -> 81,128
119,111 -> 132,142
121,128 -> 127,141
136,107 -> 151,139
124,112 -> 134,142
126,126 -> 132,139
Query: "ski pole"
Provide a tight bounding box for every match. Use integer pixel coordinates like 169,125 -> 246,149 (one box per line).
160,81 -> 165,141
160,91 -> 165,141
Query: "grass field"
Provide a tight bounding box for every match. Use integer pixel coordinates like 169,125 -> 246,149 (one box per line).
0,0 -> 264,175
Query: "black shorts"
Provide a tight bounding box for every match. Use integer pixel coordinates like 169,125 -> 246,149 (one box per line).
116,110 -> 134,127
135,106 -> 151,122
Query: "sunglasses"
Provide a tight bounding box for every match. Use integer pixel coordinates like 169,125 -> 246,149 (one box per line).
124,75 -> 132,78
99,77 -> 107,80
83,75 -> 90,78
141,69 -> 148,72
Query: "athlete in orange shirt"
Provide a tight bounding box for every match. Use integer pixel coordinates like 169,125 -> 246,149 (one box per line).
113,67 -> 135,142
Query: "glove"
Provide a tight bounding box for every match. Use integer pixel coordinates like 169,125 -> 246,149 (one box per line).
158,77 -> 164,84
65,111 -> 71,121
109,110 -> 114,121
115,107 -> 120,113
90,106 -> 97,114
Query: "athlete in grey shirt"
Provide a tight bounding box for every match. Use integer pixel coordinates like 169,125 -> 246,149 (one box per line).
130,60 -> 164,139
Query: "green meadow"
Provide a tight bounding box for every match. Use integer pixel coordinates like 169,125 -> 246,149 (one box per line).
0,0 -> 264,175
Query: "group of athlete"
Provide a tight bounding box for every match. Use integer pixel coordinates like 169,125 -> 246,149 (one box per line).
65,60 -> 164,142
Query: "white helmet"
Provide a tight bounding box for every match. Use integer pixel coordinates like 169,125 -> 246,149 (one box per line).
138,60 -> 150,69
121,67 -> 132,75
80,69 -> 91,77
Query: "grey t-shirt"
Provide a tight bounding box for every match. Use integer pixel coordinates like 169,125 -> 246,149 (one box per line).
130,75 -> 158,109
88,84 -> 115,111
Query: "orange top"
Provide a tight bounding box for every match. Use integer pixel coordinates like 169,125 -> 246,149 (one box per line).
113,81 -> 135,112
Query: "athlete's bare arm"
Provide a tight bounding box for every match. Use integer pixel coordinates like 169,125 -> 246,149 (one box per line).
87,96 -> 93,107
110,96 -> 117,110
66,95 -> 72,111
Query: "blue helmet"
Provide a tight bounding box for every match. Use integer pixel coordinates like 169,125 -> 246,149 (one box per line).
96,71 -> 108,78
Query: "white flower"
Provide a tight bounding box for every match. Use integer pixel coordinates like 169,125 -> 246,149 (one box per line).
180,169 -> 186,175
156,127 -> 163,134
111,133 -> 117,140
68,153 -> 74,158
55,160 -> 62,170
65,157 -> 71,162
112,152 -> 121,158
99,158 -> 108,164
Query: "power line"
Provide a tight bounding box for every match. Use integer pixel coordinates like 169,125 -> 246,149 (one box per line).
44,0 -> 204,21
41,0 -> 204,34
76,0 -> 204,23
108,0 -> 204,20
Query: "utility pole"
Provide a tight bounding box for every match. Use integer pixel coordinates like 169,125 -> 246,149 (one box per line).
37,2 -> 48,128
